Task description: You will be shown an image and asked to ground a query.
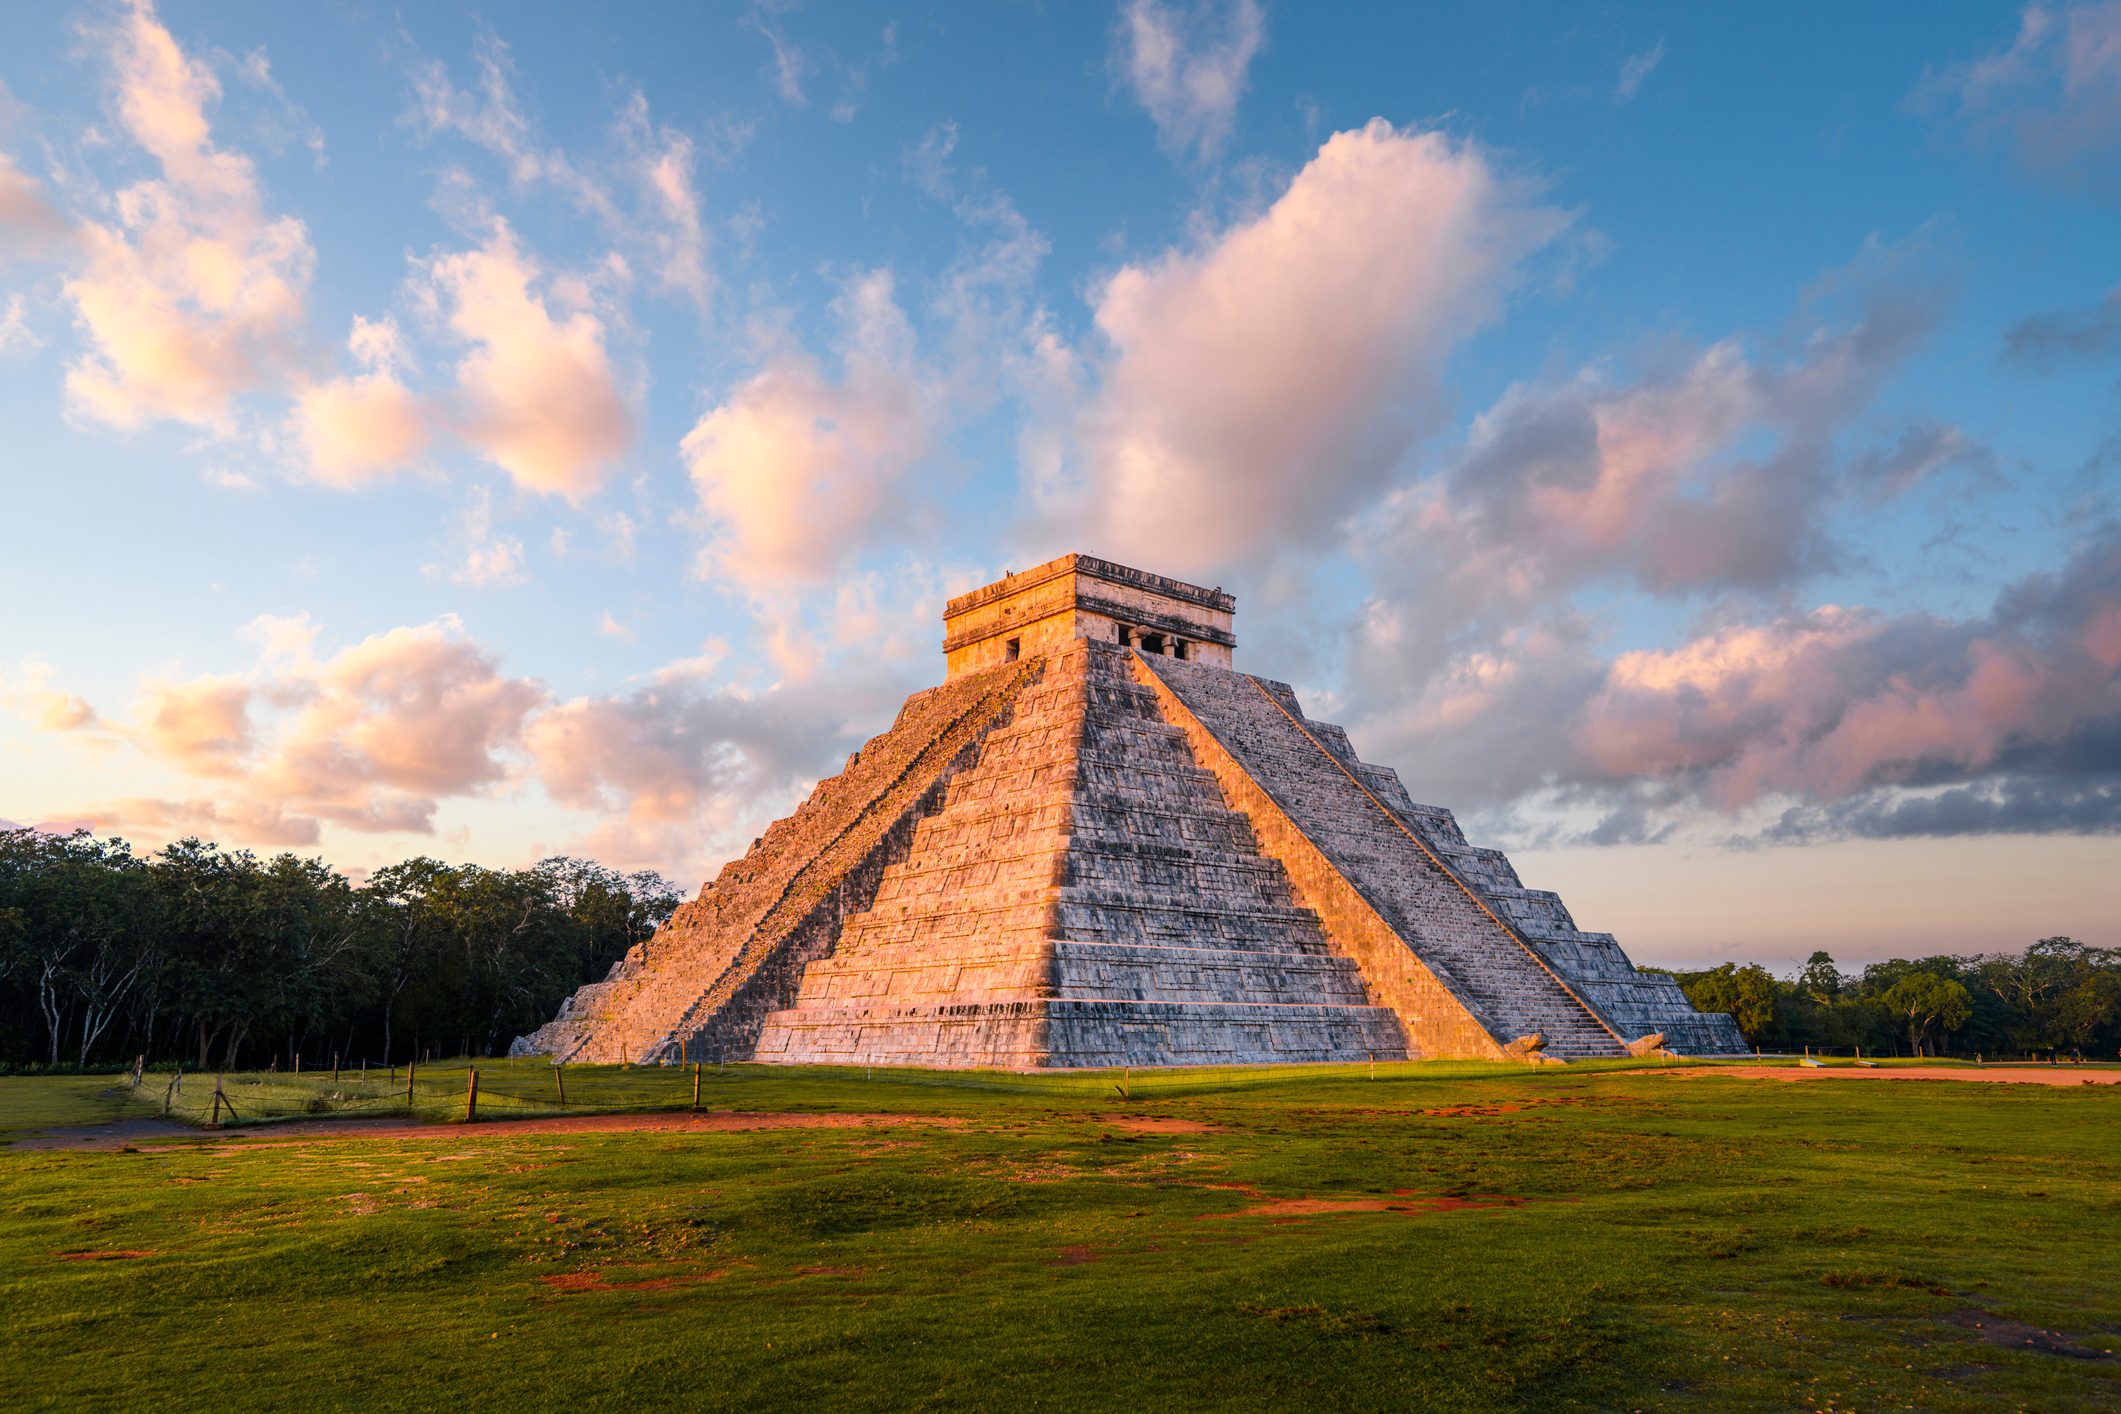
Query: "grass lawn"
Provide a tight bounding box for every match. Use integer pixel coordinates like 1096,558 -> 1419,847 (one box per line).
1,1058 -> 2115,1411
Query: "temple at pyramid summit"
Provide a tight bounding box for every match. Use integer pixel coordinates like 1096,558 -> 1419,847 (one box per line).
518,554 -> 1746,1067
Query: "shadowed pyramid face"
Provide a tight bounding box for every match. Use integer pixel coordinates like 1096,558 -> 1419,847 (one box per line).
517,557 -> 1745,1069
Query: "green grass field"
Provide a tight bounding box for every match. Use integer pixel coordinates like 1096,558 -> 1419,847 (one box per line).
2,1059 -> 2116,1411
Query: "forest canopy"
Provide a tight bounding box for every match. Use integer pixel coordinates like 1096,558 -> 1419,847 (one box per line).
1665,939 -> 2121,1059
0,828 -> 681,1071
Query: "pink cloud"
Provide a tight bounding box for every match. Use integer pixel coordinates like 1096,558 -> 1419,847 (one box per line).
420,222 -> 632,501
1118,0 -> 1265,159
682,270 -> 931,585
1572,538 -> 2121,813
291,316 -> 428,486
133,672 -> 253,776
62,0 -> 313,430
0,151 -> 73,260
1066,119 -> 1566,575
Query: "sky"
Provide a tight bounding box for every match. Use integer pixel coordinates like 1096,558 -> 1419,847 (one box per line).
2,1 -> 2118,972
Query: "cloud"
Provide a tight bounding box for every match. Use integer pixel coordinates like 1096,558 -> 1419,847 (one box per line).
0,150 -> 74,260
409,37 -> 709,312
418,221 -> 632,500
526,642 -> 927,876
17,615 -> 547,845
62,0 -> 313,430
1347,254 -> 1950,702
1759,777 -> 2121,841
0,658 -> 102,732
1056,120 -> 1566,576
1914,1 -> 2121,180
290,316 -> 429,486
234,47 -> 326,168
132,672 -> 253,775
426,486 -> 528,588
2005,283 -> 2121,366
1615,40 -> 1665,101
682,269 -> 934,585
615,91 -> 710,310
60,796 -> 321,848
745,5 -> 809,107
0,293 -> 40,353
1357,526 -> 2121,842
1595,528 -> 2121,810
1118,0 -> 1265,159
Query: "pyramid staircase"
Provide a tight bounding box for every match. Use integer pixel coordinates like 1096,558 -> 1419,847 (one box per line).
514,660 -> 1037,1063
753,641 -> 1408,1066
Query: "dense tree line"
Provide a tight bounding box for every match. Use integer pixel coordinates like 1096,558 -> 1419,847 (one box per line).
0,829 -> 682,1072
1668,939 -> 2121,1059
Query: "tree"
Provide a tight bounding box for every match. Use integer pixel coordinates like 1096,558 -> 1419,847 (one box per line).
1679,963 -> 1781,1045
1796,951 -> 1843,1006
1879,971 -> 1972,1056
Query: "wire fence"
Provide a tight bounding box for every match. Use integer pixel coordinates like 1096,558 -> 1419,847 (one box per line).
113,1050 -> 1716,1129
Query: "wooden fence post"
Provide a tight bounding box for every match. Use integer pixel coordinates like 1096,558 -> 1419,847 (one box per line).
464,1068 -> 479,1123
294,1052 -> 300,1077
406,1058 -> 417,1112
162,1067 -> 182,1117
332,1053 -> 340,1082
692,1061 -> 701,1111
554,1062 -> 566,1105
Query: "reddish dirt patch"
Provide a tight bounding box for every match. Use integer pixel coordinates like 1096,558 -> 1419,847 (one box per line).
1200,1190 -> 1527,1220
1662,1065 -> 2121,1087
538,1268 -> 726,1294
1090,1114 -> 1221,1133
1048,1245 -> 1101,1267
793,1266 -> 866,1278
56,1249 -> 155,1261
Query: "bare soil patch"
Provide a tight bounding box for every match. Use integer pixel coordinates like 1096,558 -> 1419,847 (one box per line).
54,1249 -> 155,1261
1089,1114 -> 1221,1133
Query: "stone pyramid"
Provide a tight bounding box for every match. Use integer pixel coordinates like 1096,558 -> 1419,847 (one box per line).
518,554 -> 1745,1067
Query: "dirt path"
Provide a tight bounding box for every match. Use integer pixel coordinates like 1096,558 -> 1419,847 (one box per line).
1662,1065 -> 2121,1086
11,1110 -> 968,1152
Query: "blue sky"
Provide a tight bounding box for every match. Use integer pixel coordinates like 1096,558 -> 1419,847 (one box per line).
2,1 -> 2118,968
